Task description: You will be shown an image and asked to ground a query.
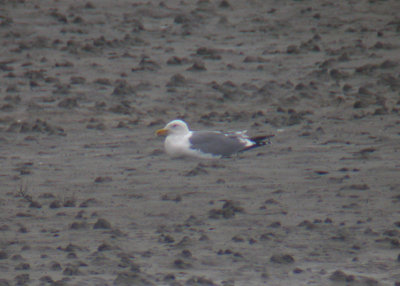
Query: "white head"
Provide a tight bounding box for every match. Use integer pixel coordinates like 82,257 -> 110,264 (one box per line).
156,119 -> 190,136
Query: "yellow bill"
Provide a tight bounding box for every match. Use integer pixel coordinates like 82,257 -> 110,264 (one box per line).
156,128 -> 168,136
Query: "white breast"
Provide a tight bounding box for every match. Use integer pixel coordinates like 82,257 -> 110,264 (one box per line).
164,133 -> 192,157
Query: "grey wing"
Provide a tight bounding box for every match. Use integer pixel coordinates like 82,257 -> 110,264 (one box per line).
189,131 -> 248,157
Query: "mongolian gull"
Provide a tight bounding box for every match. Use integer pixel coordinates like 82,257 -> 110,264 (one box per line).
156,119 -> 273,158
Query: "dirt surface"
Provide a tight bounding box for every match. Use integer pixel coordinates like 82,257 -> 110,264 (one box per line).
1,0 -> 400,285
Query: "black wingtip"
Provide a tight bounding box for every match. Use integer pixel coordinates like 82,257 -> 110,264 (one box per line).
240,134 -> 274,152
250,134 -> 275,145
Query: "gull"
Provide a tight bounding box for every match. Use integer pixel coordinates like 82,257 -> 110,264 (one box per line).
156,119 -> 273,158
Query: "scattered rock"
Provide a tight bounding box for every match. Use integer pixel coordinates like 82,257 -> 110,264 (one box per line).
196,47 -> 221,60
94,78 -> 112,85
15,263 -> 30,270
29,200 -> 42,208
298,220 -> 316,230
0,251 -> 8,260
329,270 -> 354,282
70,221 -> 88,230
232,235 -> 245,242
50,261 -> 62,271
286,45 -> 300,54
94,176 -> 112,183
209,200 -> 244,219
159,234 -> 175,244
14,274 -> 29,285
49,200 -> 62,209
166,56 -> 187,65
174,258 -> 191,269
58,97 -> 78,108
187,60 -> 206,71
79,198 -> 98,208
39,276 -> 53,283
114,272 -> 155,286
161,193 -> 182,202
132,56 -> 160,72
270,254 -> 295,264
184,164 -> 208,176
293,268 -> 303,274
219,0 -> 230,8
62,265 -> 80,276
93,218 -> 112,229
166,73 -> 187,87
7,119 -> 65,136
98,243 -> 113,251
186,276 -> 216,286
70,76 -> 86,84
112,80 -> 136,96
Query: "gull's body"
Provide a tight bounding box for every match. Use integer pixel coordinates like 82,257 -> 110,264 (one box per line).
156,120 -> 272,159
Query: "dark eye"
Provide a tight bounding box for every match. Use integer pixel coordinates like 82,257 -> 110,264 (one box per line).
172,124 -> 178,128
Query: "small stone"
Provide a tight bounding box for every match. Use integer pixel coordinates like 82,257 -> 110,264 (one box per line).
232,235 -> 244,242
159,234 -> 175,244
293,267 -> 303,274
50,261 -> 62,271
187,60 -> 206,71
114,272 -> 155,286
0,251 -> 8,259
58,98 -> 78,109
70,76 -> 86,84
98,243 -> 113,251
93,218 -> 112,229
186,276 -> 215,285
270,254 -> 295,264
287,45 -> 300,54
329,270 -> 354,282
15,263 -> 30,270
63,265 -> 80,276
63,199 -> 76,207
70,221 -> 87,230
94,176 -> 112,183
219,0 -> 230,8
174,258 -> 191,269
39,276 -> 53,283
49,200 -> 61,209
166,73 -> 187,87
14,274 -> 29,285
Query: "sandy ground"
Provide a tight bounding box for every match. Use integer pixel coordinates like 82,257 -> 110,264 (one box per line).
1,0 -> 400,285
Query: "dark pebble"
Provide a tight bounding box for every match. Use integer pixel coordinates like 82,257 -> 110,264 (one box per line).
232,235 -> 244,242
98,243 -> 113,251
293,268 -> 303,274
329,270 -> 354,282
0,251 -> 8,259
159,234 -> 175,243
49,200 -> 61,209
186,276 -> 215,285
187,60 -> 206,71
270,254 -> 295,264
66,252 -> 77,259
70,221 -> 87,230
93,218 -> 112,229
286,45 -> 300,54
174,258 -> 191,269
15,263 -> 30,270
63,265 -> 80,276
166,73 -> 187,87
94,176 -> 112,183
50,261 -> 62,271
14,274 -> 29,285
39,276 -> 53,283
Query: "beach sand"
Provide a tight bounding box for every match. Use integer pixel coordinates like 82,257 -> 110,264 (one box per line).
0,1 -> 400,285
